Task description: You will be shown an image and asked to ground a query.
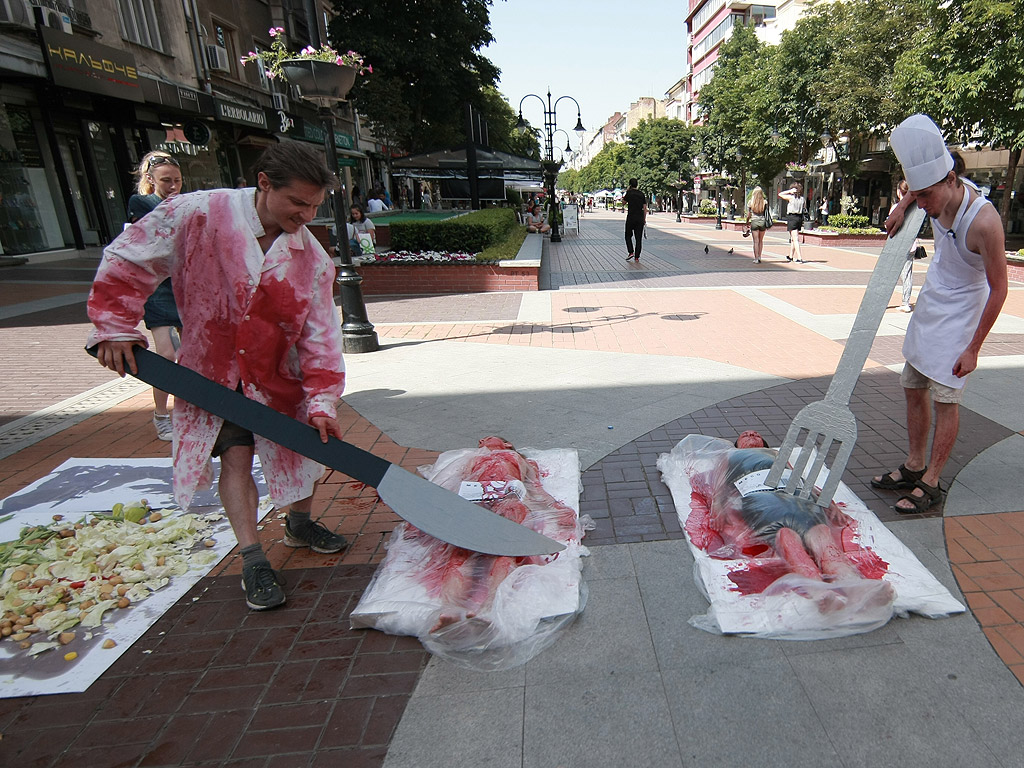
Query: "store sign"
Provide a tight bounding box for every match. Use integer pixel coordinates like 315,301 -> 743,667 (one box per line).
39,27 -> 143,103
140,79 -> 215,115
279,116 -> 354,150
214,99 -> 268,129
337,157 -> 357,168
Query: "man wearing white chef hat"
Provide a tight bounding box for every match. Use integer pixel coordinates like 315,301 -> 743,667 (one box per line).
872,114 -> 1007,514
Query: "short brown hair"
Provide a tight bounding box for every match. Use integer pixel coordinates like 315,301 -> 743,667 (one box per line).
252,142 -> 337,191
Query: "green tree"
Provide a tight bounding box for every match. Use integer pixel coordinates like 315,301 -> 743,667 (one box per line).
577,142 -> 630,192
623,117 -> 698,200
696,23 -> 785,194
894,0 -> 1024,224
477,87 -> 541,159
332,0 -> 500,153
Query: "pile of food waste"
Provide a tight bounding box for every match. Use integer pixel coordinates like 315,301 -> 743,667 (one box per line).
0,501 -> 221,659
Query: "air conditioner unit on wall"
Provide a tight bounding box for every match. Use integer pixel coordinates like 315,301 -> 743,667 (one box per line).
271,93 -> 288,112
31,5 -> 72,33
0,0 -> 32,27
206,44 -> 231,73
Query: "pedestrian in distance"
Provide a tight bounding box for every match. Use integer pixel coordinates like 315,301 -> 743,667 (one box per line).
890,179 -> 926,313
623,178 -> 647,262
872,113 -> 1007,514
126,151 -> 183,442
745,186 -> 770,264
348,204 -> 376,255
525,204 -> 550,234
366,190 -> 389,213
88,141 -> 349,610
778,181 -> 806,263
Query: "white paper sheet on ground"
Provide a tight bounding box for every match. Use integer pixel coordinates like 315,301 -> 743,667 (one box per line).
0,457 -> 267,517
0,458 -> 270,698
350,447 -> 588,671
659,436 -> 964,639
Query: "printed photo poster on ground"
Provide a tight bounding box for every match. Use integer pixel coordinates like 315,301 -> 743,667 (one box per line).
0,457 -> 270,697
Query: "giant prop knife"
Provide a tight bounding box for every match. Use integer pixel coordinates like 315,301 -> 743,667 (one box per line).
87,346 -> 564,557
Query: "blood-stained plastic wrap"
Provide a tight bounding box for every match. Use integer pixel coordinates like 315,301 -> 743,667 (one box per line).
659,435 -> 963,640
350,441 -> 591,670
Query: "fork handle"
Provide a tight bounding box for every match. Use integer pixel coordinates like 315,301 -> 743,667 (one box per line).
825,205 -> 926,406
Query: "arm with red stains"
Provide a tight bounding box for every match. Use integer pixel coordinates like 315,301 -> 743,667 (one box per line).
87,199 -> 182,350
294,254 -> 346,435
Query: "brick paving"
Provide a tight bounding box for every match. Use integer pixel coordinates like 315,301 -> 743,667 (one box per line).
2,211 -> 1024,765
946,511 -> 1024,686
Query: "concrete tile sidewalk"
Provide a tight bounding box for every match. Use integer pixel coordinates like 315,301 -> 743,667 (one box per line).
2,212 -> 1024,766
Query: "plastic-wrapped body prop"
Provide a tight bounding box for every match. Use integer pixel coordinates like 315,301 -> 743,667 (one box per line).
351,438 -> 591,670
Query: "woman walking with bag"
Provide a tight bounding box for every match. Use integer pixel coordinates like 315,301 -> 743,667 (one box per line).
126,151 -> 183,441
778,181 -> 806,263
745,186 -> 771,264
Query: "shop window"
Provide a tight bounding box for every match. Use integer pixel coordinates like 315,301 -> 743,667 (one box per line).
116,0 -> 164,51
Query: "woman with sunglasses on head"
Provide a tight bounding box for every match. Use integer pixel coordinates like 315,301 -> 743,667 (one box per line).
127,151 -> 183,441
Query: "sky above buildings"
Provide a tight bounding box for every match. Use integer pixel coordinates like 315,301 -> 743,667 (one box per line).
484,0 -> 685,143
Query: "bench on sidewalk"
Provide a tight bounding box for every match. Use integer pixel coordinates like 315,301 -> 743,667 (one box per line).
501,232 -> 542,268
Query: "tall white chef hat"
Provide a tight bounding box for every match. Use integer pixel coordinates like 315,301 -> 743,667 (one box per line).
889,114 -> 954,192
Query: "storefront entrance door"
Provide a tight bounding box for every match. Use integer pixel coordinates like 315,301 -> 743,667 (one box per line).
56,132 -> 101,246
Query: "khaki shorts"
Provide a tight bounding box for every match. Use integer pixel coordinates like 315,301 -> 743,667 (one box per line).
900,362 -> 964,404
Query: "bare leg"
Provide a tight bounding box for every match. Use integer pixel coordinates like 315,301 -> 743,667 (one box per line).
803,524 -> 861,581
753,230 -> 764,262
218,444 -> 259,549
896,400 -> 958,511
873,386 -> 930,485
791,230 -> 803,262
150,326 -> 176,415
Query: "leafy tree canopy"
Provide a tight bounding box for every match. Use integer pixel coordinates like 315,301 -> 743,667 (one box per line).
331,0 -> 502,153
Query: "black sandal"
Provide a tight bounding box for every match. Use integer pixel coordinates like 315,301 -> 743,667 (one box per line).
895,480 -> 944,514
871,464 -> 927,491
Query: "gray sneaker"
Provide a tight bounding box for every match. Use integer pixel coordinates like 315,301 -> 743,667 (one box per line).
241,562 -> 286,610
153,413 -> 173,441
284,519 -> 348,554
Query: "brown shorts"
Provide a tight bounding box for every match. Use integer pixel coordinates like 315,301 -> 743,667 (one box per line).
211,419 -> 255,457
900,362 -> 964,404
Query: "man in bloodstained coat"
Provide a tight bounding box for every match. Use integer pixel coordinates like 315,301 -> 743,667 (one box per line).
87,142 -> 348,611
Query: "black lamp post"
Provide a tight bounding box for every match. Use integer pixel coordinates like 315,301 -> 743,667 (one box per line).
283,60 -> 379,354
698,134 -> 739,231
516,90 -> 585,243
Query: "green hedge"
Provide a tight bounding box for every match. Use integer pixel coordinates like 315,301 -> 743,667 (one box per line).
478,224 -> 528,262
698,199 -> 718,215
826,214 -> 872,229
390,208 -> 518,253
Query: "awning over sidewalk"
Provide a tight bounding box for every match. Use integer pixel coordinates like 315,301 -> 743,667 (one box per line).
391,146 -> 543,187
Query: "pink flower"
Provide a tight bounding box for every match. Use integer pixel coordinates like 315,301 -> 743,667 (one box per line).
301,46 -> 315,55
268,27 -> 279,37
367,64 -> 373,73
335,56 -> 344,65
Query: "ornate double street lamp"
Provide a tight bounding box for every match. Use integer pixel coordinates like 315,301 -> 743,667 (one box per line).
516,90 -> 585,243
698,135 -> 739,231
283,60 -> 379,354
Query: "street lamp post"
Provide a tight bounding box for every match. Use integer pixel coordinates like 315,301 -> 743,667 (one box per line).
516,90 -> 585,244
284,61 -> 378,353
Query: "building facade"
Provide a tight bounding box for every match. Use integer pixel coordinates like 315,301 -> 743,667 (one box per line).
0,0 -> 375,257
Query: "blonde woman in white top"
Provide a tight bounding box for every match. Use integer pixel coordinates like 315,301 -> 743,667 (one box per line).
778,181 -> 806,263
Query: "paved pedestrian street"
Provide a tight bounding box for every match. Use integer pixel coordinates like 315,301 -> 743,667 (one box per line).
3,211 -> 1024,767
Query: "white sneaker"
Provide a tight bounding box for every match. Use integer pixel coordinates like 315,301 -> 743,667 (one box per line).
153,413 -> 173,441
900,305 -> 913,313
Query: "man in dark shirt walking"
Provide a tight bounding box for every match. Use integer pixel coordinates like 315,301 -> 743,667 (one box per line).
623,179 -> 647,261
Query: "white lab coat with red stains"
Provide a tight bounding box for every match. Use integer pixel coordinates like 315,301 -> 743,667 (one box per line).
87,187 -> 345,510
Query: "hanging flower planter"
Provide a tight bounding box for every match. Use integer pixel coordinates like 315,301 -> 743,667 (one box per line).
280,59 -> 358,104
